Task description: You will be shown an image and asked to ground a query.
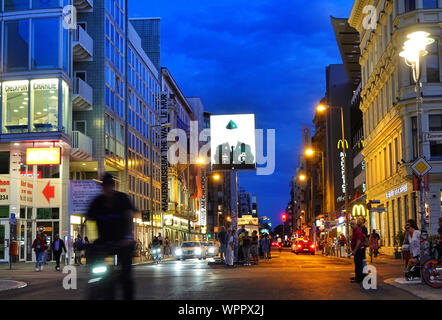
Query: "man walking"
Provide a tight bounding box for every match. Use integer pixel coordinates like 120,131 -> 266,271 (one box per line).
51,234 -> 67,271
350,219 -> 365,283
32,233 -> 46,272
357,217 -> 369,273
217,226 -> 228,263
73,235 -> 84,266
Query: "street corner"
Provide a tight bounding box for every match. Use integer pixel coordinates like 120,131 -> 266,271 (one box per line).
0,280 -> 27,292
384,278 -> 442,300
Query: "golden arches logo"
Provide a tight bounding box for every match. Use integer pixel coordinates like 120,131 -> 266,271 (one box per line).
337,139 -> 349,150
352,204 -> 367,218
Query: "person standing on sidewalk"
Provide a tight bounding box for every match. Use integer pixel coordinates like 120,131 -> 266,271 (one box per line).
339,233 -> 347,257
350,219 -> 365,283
226,230 -> 235,268
217,226 -> 227,263
357,217 -> 369,274
41,233 -> 49,265
369,230 -> 380,258
51,234 -> 67,271
261,234 -> 270,262
32,234 -> 46,272
250,230 -> 259,265
242,231 -> 251,266
73,235 -> 84,266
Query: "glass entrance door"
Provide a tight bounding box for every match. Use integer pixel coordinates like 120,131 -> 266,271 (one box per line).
19,222 -> 26,261
0,221 -> 10,262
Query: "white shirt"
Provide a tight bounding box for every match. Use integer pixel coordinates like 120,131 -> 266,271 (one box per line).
408,230 -> 421,258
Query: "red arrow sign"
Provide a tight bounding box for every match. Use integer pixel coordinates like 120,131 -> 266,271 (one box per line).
43,182 -> 55,203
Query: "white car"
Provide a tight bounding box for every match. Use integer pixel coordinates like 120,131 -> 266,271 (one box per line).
175,241 -> 207,260
202,241 -> 219,258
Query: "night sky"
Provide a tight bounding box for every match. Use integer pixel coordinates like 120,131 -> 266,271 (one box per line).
130,0 -> 353,227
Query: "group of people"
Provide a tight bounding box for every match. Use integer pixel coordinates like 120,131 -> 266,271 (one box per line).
32,233 -> 67,272
217,226 -> 272,268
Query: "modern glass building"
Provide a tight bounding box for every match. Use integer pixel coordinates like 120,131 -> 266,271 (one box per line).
0,0 -> 75,263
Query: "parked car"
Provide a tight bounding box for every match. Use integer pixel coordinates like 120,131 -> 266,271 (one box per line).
292,239 -> 315,255
175,241 -> 207,260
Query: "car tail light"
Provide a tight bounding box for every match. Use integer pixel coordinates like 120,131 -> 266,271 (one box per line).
297,245 -> 302,248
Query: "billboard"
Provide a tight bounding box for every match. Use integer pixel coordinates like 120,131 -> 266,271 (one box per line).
210,114 -> 256,170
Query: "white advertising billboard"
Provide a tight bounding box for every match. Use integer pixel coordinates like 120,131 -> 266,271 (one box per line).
210,114 -> 256,170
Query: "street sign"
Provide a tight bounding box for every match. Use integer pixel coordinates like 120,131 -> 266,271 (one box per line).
411,158 -> 432,177
369,200 -> 380,204
371,207 -> 386,213
9,213 -> 16,225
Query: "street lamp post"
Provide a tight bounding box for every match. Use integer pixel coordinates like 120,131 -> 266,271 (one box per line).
400,31 -> 434,252
317,104 -> 349,253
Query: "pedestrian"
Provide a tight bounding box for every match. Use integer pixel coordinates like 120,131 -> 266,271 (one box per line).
258,234 -> 264,258
32,233 -> 46,272
339,233 -> 347,257
403,223 -> 411,268
83,236 -> 89,265
436,217 -> 442,258
242,231 -> 251,266
158,233 -> 163,246
226,230 -> 235,268
357,217 -> 369,273
217,226 -> 228,263
233,229 -> 239,263
369,230 -> 380,258
42,233 -> 49,265
237,226 -> 246,263
51,234 -> 67,271
73,234 -> 84,266
250,230 -> 259,265
406,220 -> 421,269
350,219 -> 365,283
164,237 -> 170,256
261,233 -> 270,262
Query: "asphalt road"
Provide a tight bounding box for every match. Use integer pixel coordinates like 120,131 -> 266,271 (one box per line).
0,248 -> 418,300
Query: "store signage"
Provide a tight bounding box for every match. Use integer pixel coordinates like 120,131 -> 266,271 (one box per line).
0,175 -> 10,204
199,169 -> 207,226
20,171 -> 42,179
4,81 -> 28,93
340,152 -> 346,194
36,179 -> 60,208
20,179 -> 33,206
26,147 -> 61,165
69,181 -> 102,214
160,92 -> 169,213
32,80 -> 57,91
386,184 -> 408,199
237,215 -> 259,226
352,204 -> 367,218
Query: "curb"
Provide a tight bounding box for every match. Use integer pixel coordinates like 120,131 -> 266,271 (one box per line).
384,278 -> 442,300
0,280 -> 28,292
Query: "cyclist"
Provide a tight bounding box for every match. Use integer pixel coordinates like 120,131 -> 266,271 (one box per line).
86,173 -> 136,300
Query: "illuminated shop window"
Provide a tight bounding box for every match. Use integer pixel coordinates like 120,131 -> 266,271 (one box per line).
31,79 -> 58,132
2,80 -> 29,133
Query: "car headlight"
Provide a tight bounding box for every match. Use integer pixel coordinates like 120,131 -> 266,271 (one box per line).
209,248 -> 215,254
176,249 -> 182,256
195,248 -> 202,255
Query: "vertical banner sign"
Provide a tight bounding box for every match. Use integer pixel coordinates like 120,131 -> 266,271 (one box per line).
160,92 -> 169,213
199,168 -> 207,227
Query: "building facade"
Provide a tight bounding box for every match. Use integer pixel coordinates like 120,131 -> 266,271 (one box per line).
349,0 -> 442,253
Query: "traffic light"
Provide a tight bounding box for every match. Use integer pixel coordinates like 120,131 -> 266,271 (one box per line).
282,213 -> 287,223
208,233 -> 212,239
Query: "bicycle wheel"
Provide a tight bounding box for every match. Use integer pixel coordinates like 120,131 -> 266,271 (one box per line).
421,259 -> 442,288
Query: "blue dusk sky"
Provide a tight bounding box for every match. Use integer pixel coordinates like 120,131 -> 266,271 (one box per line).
129,0 -> 353,226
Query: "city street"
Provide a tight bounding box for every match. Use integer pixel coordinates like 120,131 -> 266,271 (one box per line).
0,249 -> 420,300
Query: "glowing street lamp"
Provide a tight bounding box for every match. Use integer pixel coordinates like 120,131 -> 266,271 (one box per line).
316,104 -> 327,113
298,174 -> 307,182
400,31 -> 434,243
304,148 -> 315,157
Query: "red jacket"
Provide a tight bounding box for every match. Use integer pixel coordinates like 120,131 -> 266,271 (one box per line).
32,238 -> 46,253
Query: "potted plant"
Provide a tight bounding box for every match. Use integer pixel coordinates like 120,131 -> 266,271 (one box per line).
394,230 -> 405,259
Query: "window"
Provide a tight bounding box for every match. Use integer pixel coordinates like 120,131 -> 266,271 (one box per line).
5,20 -> 30,71
0,152 -> 10,174
0,206 -> 9,219
426,41 -> 440,83
31,79 -> 59,132
38,165 -> 60,178
32,18 -> 59,70
37,208 -> 59,220
32,0 -> 60,9
404,0 -> 416,12
429,115 -> 442,158
2,80 -> 29,134
4,0 -> 29,11
423,0 -> 438,8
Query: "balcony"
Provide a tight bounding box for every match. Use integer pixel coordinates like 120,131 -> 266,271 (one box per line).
73,26 -> 93,61
71,131 -> 93,161
72,77 -> 93,111
74,0 -> 93,12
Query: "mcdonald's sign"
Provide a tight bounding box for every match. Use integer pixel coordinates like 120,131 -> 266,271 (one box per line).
337,139 -> 349,150
352,204 -> 367,218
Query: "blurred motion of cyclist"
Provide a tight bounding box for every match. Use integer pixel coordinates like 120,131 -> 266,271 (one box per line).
86,173 -> 136,300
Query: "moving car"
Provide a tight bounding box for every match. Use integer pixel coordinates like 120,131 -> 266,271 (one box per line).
292,239 -> 315,255
175,241 -> 207,260
271,241 -> 282,249
203,241 -> 219,258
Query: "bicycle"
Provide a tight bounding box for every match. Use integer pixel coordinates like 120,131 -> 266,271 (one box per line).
405,239 -> 442,288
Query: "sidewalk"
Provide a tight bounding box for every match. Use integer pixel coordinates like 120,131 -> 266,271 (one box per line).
323,251 -> 402,266
0,280 -> 27,292
385,278 -> 442,300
